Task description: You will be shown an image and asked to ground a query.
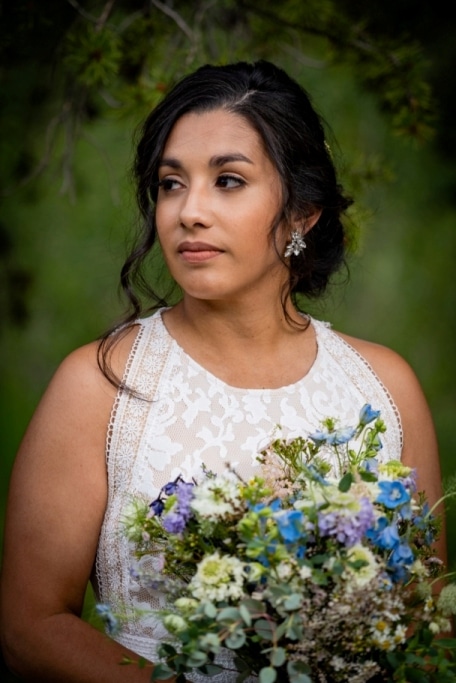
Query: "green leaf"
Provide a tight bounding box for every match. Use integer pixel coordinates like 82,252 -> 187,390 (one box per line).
186,651 -> 207,667
241,597 -> 266,615
158,643 -> 177,656
216,607 -> 241,622
283,593 -> 302,611
239,603 -> 252,626
226,630 -> 247,649
254,619 -> 275,640
203,602 -> 217,618
287,661 -> 311,676
270,647 -> 286,667
151,663 -> 175,680
259,666 -> 277,683
338,472 -> 354,491
199,664 -> 224,676
434,638 -> 456,649
403,668 -> 428,683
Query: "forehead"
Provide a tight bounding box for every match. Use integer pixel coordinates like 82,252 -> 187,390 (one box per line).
161,108 -> 268,159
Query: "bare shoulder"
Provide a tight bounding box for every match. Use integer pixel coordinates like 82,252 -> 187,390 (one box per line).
43,324 -> 141,407
336,331 -> 424,408
16,323 -> 142,469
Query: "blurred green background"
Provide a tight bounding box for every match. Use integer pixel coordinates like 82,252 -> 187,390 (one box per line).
1,0 -> 456,678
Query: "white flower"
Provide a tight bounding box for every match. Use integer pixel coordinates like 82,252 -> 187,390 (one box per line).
392,624 -> 407,644
190,477 -> 241,521
190,552 -> 245,602
299,565 -> 312,580
330,656 -> 347,672
275,561 -> 293,579
174,597 -> 199,615
163,614 -> 187,634
344,544 -> 380,587
410,560 -> 428,579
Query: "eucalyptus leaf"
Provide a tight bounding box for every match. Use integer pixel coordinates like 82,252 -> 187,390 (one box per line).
203,602 -> 217,618
217,607 -> 241,622
254,618 -> 275,640
239,603 -> 252,626
226,630 -> 247,649
283,593 -> 302,611
186,651 -> 208,667
259,666 -> 277,683
241,597 -> 266,614
270,646 -> 286,667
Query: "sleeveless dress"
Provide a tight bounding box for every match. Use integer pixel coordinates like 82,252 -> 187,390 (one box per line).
94,309 -> 403,681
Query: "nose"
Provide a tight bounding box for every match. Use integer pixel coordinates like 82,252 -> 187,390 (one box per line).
179,182 -> 211,229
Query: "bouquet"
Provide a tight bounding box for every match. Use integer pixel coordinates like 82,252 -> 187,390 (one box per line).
99,405 -> 456,683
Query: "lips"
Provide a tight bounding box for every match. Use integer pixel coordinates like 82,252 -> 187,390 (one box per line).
178,241 -> 224,263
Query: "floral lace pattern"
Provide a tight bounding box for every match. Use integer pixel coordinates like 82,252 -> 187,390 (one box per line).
95,310 -> 402,678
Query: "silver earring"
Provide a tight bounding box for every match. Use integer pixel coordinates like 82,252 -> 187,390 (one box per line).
284,231 -> 306,258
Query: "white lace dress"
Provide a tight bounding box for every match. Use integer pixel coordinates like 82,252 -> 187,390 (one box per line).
94,310 -> 403,681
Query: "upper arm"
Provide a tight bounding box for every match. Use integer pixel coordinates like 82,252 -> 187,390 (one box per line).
1,343 -> 115,620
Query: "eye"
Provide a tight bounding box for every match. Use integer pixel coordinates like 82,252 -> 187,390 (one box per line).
158,177 -> 182,192
216,174 -> 246,189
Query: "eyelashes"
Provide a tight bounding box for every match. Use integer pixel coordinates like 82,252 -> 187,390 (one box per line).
157,174 -> 247,193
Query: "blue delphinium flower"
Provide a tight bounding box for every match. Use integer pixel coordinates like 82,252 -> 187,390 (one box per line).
366,517 -> 400,551
363,457 -> 379,474
162,480 -> 180,496
252,499 -> 282,514
388,542 -> 415,582
359,404 -> 381,426
96,604 -> 119,635
309,426 -> 356,446
150,498 -> 165,516
274,509 -> 306,543
376,480 -> 410,509
412,502 -> 436,545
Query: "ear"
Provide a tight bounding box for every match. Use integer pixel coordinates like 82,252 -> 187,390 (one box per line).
293,208 -> 322,235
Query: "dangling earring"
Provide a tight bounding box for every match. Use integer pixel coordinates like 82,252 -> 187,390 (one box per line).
284,230 -> 306,258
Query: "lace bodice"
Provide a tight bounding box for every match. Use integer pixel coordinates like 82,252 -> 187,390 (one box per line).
95,310 -> 402,680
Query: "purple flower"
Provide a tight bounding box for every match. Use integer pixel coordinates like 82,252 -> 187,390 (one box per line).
376,481 -> 410,509
318,497 -> 376,547
162,511 -> 187,534
359,404 -> 381,426
161,480 -> 195,534
175,481 -> 195,515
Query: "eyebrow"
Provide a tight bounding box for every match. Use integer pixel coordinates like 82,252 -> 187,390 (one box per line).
159,153 -> 254,168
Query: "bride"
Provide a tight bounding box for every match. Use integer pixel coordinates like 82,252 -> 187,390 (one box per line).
0,60 -> 446,682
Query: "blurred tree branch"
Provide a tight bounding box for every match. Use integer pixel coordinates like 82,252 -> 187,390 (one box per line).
0,0 -> 447,200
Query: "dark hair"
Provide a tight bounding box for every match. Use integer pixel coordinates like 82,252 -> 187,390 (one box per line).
99,60 -> 353,385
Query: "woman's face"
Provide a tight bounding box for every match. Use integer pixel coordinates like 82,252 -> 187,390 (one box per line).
155,108 -> 290,305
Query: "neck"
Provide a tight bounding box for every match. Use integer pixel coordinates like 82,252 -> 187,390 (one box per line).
172,294 -> 304,344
